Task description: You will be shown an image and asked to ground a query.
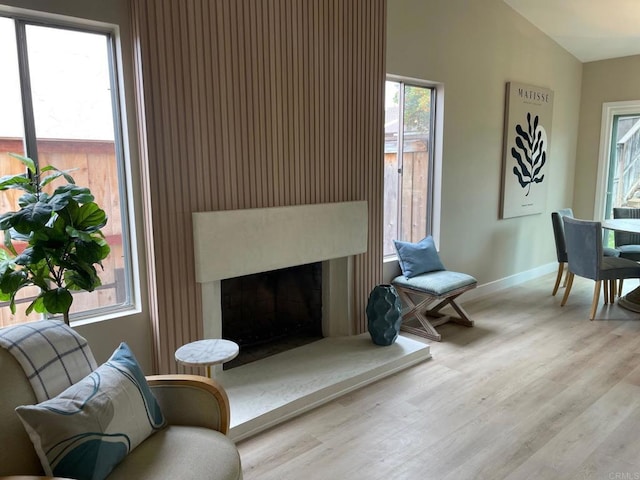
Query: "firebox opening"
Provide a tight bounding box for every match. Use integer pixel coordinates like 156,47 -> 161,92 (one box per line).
221,262 -> 323,369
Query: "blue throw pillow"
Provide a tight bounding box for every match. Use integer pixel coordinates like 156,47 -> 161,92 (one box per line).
394,236 -> 445,278
15,342 -> 166,480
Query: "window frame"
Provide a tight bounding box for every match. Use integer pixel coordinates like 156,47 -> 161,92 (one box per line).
595,100 -> 640,221
0,8 -> 140,325
384,74 -> 443,259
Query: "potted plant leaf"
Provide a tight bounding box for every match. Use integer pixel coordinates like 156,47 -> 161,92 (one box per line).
0,153 -> 110,325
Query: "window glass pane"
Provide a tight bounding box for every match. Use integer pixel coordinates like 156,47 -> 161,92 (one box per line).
24,25 -> 126,318
26,25 -> 115,141
383,79 -> 434,258
0,17 -> 25,150
610,115 -> 640,211
400,85 -> 431,244
0,16 -> 26,209
0,18 -> 36,326
383,81 -> 400,256
603,114 -> 640,248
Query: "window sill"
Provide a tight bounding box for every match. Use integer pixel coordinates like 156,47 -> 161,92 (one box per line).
383,254 -> 399,264
382,255 -> 402,284
67,304 -> 142,328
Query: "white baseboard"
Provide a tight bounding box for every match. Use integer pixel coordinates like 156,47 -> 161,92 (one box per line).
462,262 -> 557,303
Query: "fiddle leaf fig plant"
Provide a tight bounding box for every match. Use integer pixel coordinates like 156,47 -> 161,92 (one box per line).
0,153 -> 110,325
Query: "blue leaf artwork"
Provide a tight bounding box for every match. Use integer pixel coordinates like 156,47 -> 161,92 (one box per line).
511,112 -> 547,196
501,82 -> 553,219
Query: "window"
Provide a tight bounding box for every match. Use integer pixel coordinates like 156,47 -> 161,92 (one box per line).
596,101 -> 640,219
604,114 -> 640,213
0,14 -> 134,326
383,78 -> 437,257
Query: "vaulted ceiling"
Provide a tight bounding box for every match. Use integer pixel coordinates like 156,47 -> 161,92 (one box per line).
504,0 -> 640,62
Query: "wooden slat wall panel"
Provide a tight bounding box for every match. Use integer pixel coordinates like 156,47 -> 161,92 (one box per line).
132,0 -> 385,373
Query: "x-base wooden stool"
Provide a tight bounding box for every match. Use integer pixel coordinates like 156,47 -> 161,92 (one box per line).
392,270 -> 477,342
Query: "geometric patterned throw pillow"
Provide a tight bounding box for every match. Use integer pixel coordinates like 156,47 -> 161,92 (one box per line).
15,342 -> 166,480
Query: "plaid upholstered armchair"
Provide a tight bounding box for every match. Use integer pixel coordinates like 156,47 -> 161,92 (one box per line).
0,320 -> 242,480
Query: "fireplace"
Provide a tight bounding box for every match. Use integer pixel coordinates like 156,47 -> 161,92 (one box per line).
193,201 -> 368,373
222,262 -> 323,368
191,201 -> 436,441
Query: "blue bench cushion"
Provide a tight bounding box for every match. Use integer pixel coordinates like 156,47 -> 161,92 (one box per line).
392,271 -> 477,296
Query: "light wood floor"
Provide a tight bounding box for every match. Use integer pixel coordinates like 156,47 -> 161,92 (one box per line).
236,273 -> 640,480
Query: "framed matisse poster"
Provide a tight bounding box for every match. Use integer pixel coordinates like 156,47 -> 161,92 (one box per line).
500,82 -> 554,219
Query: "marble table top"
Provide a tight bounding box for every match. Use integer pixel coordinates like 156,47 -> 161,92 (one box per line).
175,339 -> 239,367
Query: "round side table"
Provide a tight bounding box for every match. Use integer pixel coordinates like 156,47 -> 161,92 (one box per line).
175,339 -> 239,377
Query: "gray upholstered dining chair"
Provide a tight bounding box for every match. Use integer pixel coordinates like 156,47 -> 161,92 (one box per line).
612,207 -> 640,261
551,208 -> 619,297
561,217 -> 640,320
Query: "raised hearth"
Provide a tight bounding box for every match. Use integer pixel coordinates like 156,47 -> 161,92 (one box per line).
219,333 -> 431,441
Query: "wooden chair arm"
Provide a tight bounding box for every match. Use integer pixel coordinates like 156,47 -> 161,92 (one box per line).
146,374 -> 230,434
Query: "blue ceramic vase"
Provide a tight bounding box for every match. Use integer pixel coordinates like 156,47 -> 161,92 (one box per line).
366,284 -> 402,346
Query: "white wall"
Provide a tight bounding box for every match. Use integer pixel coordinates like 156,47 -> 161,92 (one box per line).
0,0 -> 154,372
386,0 -> 583,285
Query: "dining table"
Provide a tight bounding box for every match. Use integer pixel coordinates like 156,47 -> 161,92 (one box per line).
602,218 -> 640,312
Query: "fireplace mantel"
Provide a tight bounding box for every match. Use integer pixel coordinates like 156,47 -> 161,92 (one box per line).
193,201 -> 368,282
193,201 -> 368,345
